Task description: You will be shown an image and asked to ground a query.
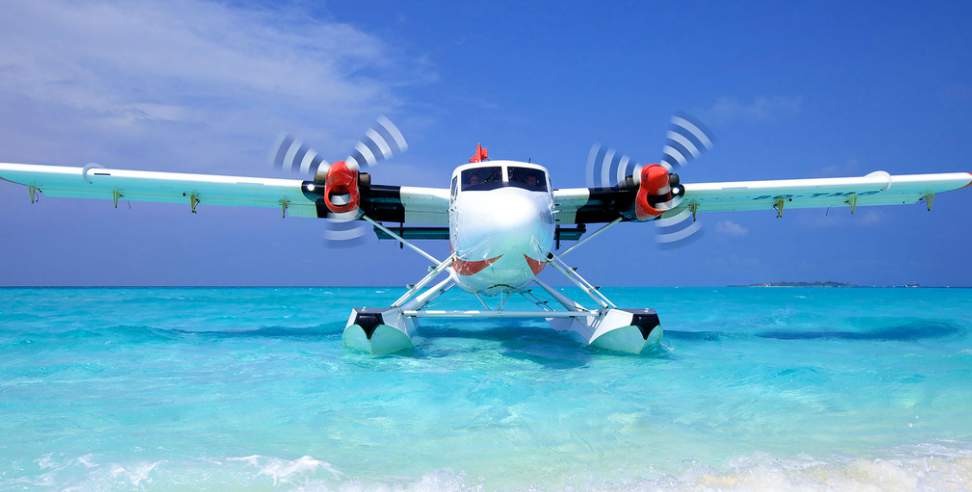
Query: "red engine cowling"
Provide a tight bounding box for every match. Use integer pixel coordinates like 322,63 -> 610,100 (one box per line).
634,164 -> 672,221
323,161 -> 360,214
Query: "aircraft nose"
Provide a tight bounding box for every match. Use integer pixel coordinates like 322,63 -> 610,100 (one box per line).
456,188 -> 553,261
493,191 -> 548,228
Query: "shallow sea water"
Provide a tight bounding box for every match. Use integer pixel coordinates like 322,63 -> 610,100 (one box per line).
1,287 -> 971,491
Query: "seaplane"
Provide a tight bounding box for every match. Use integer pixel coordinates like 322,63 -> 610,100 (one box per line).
1,115 -> 969,355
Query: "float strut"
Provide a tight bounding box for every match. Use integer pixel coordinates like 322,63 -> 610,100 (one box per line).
280,199 -> 289,219
689,202 -> 699,222
28,186 -> 38,204
547,253 -> 616,309
923,193 -> 935,212
190,193 -> 200,214
391,254 -> 454,308
112,190 -> 123,209
533,277 -> 591,313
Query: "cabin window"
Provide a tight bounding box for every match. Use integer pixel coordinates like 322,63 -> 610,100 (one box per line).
461,166 -> 503,191
507,167 -> 548,192
450,176 -> 458,200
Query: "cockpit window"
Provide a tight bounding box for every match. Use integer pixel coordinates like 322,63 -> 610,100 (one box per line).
508,167 -> 547,192
461,166 -> 504,191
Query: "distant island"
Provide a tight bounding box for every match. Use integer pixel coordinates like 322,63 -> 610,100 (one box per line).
733,281 -> 930,288
736,281 -> 857,288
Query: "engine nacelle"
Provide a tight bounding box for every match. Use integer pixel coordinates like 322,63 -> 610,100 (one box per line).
323,161 -> 360,215
634,164 -> 672,221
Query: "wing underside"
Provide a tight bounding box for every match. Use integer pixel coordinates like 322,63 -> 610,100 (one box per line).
0,162 -> 449,224
682,172 -> 971,213
554,171 -> 971,224
4,164 -> 968,228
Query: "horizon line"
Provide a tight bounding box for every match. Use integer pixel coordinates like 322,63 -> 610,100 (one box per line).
1,284 -> 969,289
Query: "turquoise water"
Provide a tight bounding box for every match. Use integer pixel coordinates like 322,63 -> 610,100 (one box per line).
1,287 -> 971,490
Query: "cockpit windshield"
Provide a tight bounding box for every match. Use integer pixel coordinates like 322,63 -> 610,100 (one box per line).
461,166 -> 503,191
508,167 -> 547,192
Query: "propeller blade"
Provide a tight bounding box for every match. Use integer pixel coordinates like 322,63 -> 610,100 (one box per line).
321,218 -> 369,248
273,115 -> 407,181
660,114 -> 712,171
657,220 -> 703,246
345,116 -> 408,170
653,113 -> 713,246
272,134 -> 329,179
654,200 -> 704,247
585,144 -> 639,188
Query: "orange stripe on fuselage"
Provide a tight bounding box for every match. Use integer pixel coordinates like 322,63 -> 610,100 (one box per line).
453,255 -> 502,276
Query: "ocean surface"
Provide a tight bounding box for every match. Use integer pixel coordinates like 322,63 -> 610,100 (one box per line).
1,287 -> 971,491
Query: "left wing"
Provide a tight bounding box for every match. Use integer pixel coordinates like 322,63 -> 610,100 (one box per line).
681,171 -> 972,214
0,162 -> 449,224
554,171 -> 972,224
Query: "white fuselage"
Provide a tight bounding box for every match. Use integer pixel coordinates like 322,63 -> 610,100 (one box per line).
449,161 -> 555,294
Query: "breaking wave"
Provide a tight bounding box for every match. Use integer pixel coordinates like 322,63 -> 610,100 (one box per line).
7,444 -> 972,491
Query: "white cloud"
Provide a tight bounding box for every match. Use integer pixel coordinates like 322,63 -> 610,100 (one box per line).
0,0 -> 422,173
702,96 -> 803,124
715,220 -> 749,237
860,210 -> 883,225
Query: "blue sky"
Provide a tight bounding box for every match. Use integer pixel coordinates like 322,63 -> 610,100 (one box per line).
0,0 -> 970,286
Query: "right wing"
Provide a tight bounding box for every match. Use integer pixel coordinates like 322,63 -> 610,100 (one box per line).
0,162 -> 449,224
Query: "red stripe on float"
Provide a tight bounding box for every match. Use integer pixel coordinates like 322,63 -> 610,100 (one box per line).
453,255 -> 501,276
524,255 -> 546,275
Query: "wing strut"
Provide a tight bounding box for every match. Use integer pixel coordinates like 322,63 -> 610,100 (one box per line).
558,217 -> 623,258
361,215 -> 441,266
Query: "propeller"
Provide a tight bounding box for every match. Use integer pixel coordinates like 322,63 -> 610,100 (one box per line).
586,114 -> 713,246
271,116 -> 408,246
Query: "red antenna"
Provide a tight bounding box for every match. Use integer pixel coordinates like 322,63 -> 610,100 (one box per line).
469,143 -> 489,163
